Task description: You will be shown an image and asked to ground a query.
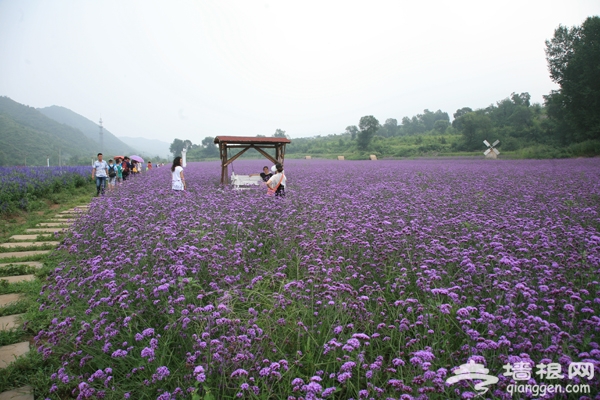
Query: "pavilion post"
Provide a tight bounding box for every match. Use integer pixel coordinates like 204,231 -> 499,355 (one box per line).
220,143 -> 227,184
213,136 -> 291,185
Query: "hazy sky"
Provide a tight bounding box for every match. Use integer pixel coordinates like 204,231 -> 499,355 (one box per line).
1,1 -> 598,143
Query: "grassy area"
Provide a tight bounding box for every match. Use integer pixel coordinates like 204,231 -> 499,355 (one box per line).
0,258 -> 65,397
0,181 -> 94,241
0,183 -> 92,396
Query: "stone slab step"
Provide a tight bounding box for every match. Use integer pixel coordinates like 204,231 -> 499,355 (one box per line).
0,386 -> 34,400
25,228 -> 66,234
0,262 -> 43,269
47,218 -> 75,222
9,235 -> 53,241
0,242 -> 59,249
36,222 -> 72,227
0,342 -> 30,369
59,209 -> 87,214
0,294 -> 24,307
53,215 -> 77,218
0,275 -> 35,284
0,251 -> 51,260
0,314 -> 24,331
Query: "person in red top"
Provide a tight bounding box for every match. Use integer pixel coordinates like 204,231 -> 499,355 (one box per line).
147,161 -> 152,170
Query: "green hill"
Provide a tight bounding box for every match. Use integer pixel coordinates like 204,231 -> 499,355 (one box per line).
0,96 -> 101,166
38,105 -> 137,156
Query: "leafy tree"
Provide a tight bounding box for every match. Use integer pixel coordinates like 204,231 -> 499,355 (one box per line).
401,116 -> 425,135
544,16 -> 600,142
357,116 -> 380,150
455,112 -> 492,151
200,137 -> 218,157
418,109 -> 449,131
273,129 -> 288,138
511,92 -> 531,107
169,139 -> 186,156
452,107 -> 473,131
345,125 -> 359,140
486,93 -> 534,135
201,137 -> 214,147
434,120 -> 449,134
380,118 -> 398,137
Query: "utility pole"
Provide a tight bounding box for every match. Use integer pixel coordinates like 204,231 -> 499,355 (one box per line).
99,118 -> 103,154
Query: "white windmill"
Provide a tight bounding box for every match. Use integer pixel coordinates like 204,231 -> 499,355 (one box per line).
483,140 -> 500,159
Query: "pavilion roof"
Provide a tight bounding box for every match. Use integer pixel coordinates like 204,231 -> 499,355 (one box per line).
213,136 -> 291,145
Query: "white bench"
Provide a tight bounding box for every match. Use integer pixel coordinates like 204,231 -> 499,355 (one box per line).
231,173 -> 263,190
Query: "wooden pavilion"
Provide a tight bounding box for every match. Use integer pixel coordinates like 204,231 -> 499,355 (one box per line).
213,136 -> 291,184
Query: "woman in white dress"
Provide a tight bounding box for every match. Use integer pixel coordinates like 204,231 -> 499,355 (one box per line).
171,156 -> 186,191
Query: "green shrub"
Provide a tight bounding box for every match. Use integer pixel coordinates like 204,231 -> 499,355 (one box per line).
566,139 -> 600,157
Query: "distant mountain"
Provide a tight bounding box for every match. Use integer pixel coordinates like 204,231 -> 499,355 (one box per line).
118,136 -> 171,159
38,105 -> 137,156
0,96 -> 100,166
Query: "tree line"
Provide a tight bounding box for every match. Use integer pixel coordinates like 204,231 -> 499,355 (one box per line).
170,16 -> 599,160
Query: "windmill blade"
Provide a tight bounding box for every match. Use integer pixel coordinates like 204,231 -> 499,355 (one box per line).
492,148 -> 500,155
484,149 -> 491,155
492,140 -> 500,147
483,140 -> 491,147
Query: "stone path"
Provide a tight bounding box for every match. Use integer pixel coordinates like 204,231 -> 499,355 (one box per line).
8,235 -> 53,241
0,385 -> 34,400
35,222 -> 72,227
0,204 -> 88,399
0,242 -> 60,249
0,294 -> 24,307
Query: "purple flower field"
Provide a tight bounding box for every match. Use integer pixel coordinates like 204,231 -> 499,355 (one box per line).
0,166 -> 89,213
37,158 -> 600,399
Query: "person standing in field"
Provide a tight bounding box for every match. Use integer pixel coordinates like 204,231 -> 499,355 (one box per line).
116,158 -> 123,185
92,153 -> 108,196
122,157 -> 131,181
171,156 -> 186,191
107,159 -> 117,192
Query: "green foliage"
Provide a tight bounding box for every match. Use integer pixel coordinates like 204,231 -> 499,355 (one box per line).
169,138 -> 186,157
187,138 -> 219,160
287,86 -> 599,159
516,144 -> 569,159
357,115 -> 380,150
401,109 -> 449,135
545,16 -> 600,143
0,168 -> 90,214
565,139 -> 600,157
37,105 -> 136,156
0,99 -> 96,166
0,264 -> 37,278
453,112 -> 492,151
0,97 -> 138,166
345,125 -> 358,140
273,129 -> 288,138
